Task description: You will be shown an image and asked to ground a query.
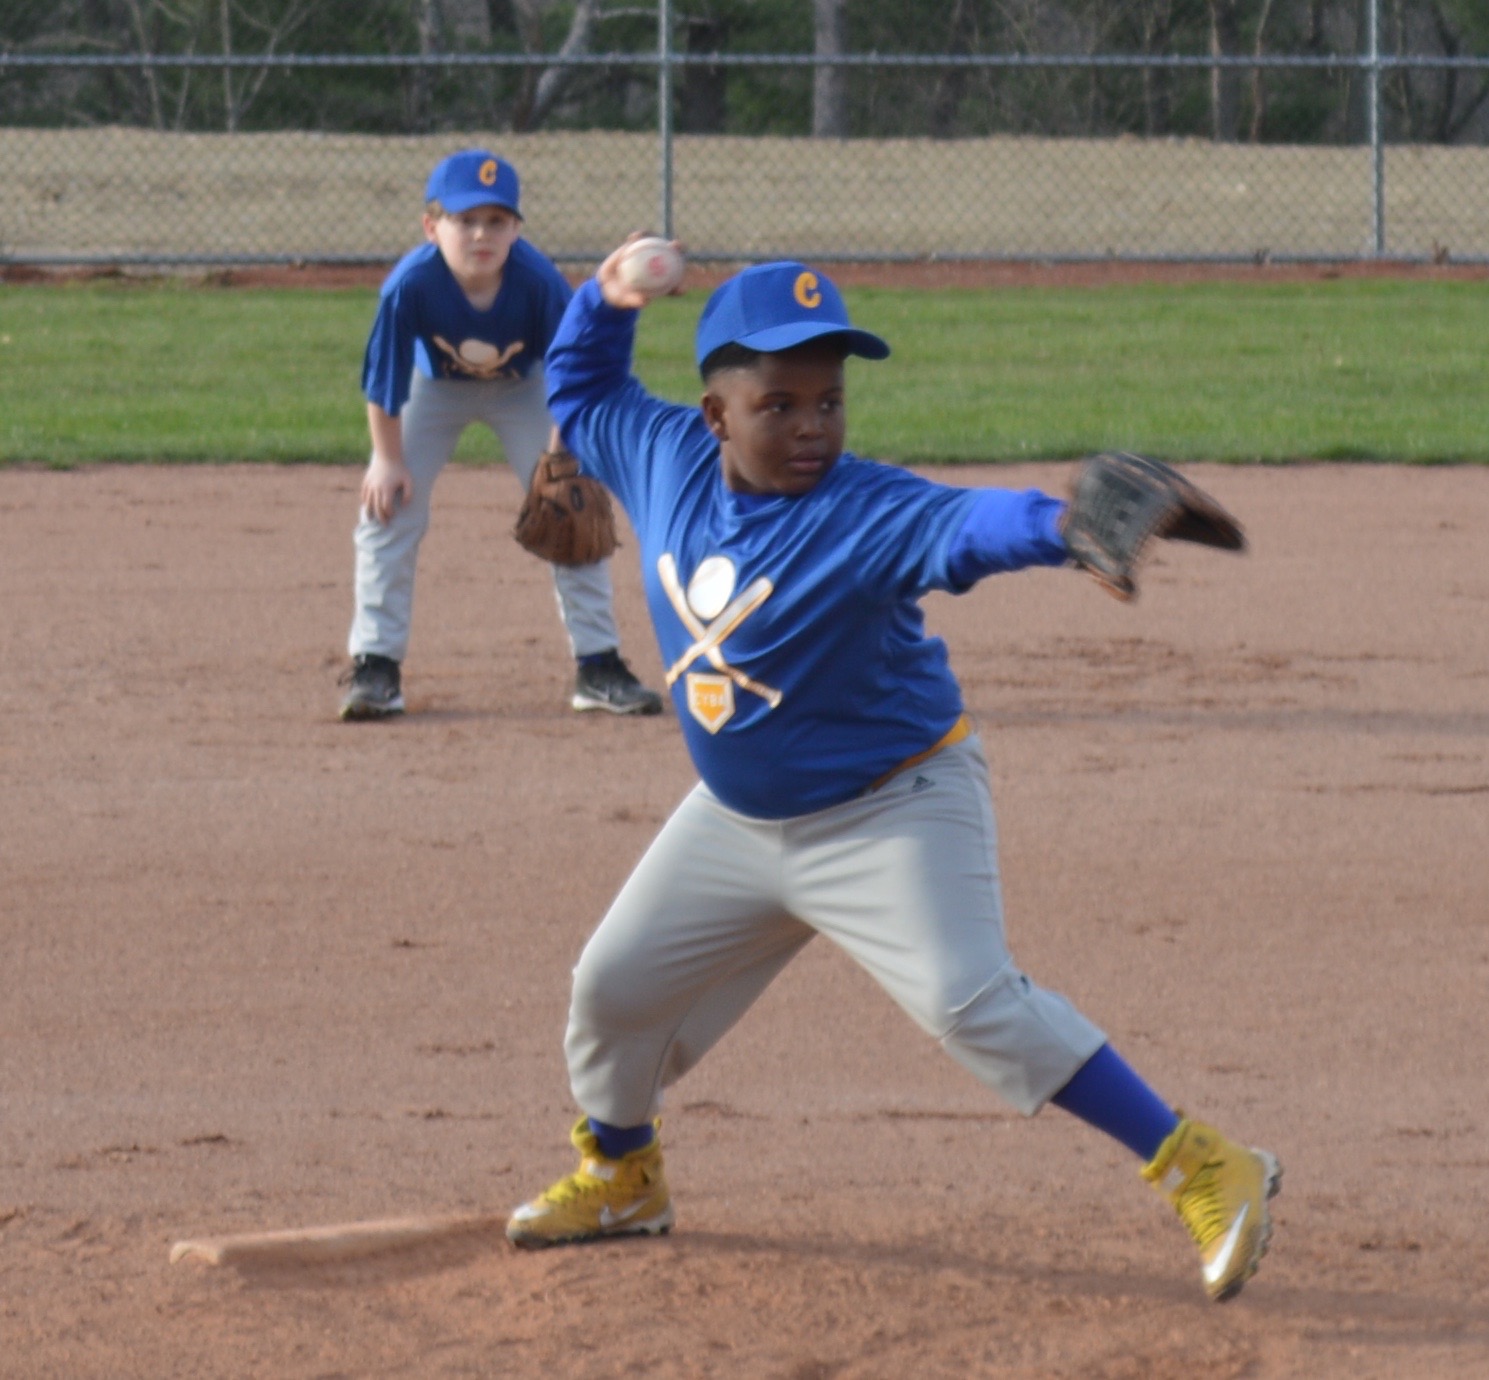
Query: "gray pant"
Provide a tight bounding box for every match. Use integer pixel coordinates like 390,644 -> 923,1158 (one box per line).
349,367 -> 619,662
565,734 -> 1106,1125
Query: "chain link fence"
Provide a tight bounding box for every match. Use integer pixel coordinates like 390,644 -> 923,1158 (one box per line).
3,9 -> 1487,267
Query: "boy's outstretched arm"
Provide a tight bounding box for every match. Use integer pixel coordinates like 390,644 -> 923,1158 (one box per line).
943,488 -> 1070,590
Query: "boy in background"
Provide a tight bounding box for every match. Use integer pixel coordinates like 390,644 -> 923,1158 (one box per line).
340,150 -> 661,720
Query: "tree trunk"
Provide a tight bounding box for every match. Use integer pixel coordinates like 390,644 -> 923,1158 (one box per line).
442,0 -> 490,45
220,0 -> 236,134
1425,0 -> 1489,144
812,0 -> 847,138
503,0 -> 546,133
523,0 -> 600,132
123,0 -> 166,130
1247,0 -> 1275,142
680,17 -> 728,134
929,0 -> 970,138
1141,4 -> 1175,138
1208,0 -> 1243,142
413,0 -> 441,133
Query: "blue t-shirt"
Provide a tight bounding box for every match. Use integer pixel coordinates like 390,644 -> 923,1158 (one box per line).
362,239 -> 573,415
545,279 -> 1067,819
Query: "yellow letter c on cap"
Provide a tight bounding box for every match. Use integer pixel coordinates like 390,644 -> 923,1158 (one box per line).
479,158 -> 499,186
794,272 -> 821,309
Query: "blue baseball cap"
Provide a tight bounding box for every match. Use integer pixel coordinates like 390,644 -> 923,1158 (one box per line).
425,150 -> 522,217
695,262 -> 890,368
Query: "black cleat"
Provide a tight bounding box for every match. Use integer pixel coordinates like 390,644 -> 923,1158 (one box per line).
572,651 -> 663,716
338,654 -> 404,720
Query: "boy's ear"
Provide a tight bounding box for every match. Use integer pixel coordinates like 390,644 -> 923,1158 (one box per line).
700,390 -> 729,441
421,212 -> 441,242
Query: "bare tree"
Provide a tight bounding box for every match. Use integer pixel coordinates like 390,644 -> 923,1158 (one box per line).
411,0 -> 441,131
812,0 -> 847,138
221,0 -> 318,131
122,0 -> 167,128
443,0 -> 491,44
219,0 -> 236,131
1247,0 -> 1276,141
680,11 -> 728,134
929,0 -> 977,138
521,0 -> 601,131
1137,0 -> 1180,136
1422,0 -> 1489,142
502,0 -> 548,131
1208,0 -> 1243,141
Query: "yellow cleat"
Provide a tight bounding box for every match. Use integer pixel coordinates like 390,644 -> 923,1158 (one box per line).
1143,1117 -> 1281,1302
507,1117 -> 673,1249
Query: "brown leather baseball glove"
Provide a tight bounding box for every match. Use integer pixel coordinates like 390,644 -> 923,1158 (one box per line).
1062,451 -> 1245,600
513,448 -> 618,567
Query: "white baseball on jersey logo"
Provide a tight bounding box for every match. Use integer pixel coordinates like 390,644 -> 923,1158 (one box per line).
686,554 -> 736,620
431,334 -> 526,379
658,552 -> 781,732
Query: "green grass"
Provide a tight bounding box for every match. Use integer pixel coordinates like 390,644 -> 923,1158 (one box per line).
0,282 -> 370,464
1,277 -> 1485,465
845,281 -> 1489,463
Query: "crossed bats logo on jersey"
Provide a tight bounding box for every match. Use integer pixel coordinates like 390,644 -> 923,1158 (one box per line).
431,335 -> 526,380
658,553 -> 781,734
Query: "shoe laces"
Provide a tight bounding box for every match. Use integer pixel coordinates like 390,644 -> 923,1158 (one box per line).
1175,1157 -> 1231,1249
587,650 -> 636,682
537,1171 -> 604,1207
540,1161 -> 645,1208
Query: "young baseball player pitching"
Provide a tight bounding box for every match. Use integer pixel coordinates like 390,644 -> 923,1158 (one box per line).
339,149 -> 661,720
504,240 -> 1281,1302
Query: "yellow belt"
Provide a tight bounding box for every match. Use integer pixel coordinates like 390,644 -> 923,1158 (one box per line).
869,714 -> 973,792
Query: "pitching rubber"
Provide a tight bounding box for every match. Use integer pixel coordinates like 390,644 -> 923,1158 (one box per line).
169,1213 -> 504,1267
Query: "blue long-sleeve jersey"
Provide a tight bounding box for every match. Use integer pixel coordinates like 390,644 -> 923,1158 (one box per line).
546,279 -> 1067,819
362,239 -> 572,415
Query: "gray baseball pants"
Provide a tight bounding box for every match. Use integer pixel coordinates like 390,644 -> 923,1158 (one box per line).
349,367 -> 619,662
565,733 -> 1106,1125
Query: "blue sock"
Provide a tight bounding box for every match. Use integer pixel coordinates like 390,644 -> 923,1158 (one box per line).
1050,1044 -> 1180,1162
578,649 -> 618,667
588,1117 -> 655,1159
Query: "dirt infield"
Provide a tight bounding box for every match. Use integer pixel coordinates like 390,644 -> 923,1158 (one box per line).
4,462 -> 1488,1378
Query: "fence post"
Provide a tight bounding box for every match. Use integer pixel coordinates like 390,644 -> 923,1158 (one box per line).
1367,0 -> 1384,256
658,0 -> 674,239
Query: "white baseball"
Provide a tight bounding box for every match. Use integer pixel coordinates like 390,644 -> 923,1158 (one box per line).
457,339 -> 499,366
687,555 -> 737,621
616,237 -> 684,295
